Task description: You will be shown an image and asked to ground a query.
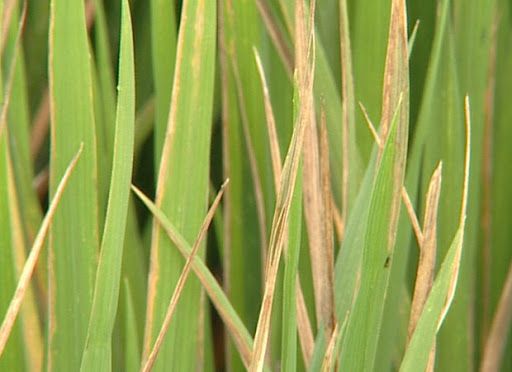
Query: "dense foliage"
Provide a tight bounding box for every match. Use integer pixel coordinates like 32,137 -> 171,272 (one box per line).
0,0 -> 510,371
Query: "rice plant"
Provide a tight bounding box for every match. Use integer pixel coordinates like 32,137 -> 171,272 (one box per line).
0,0 -> 510,371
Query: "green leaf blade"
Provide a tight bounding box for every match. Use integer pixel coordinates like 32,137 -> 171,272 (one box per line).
48,0 -> 99,369
339,101 -> 408,371
144,0 -> 217,370
80,0 -> 135,370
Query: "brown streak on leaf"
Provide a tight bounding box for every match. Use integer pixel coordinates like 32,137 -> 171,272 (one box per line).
191,0 -> 205,80
0,0 -> 18,57
313,107 -> 335,332
303,107 -> 333,333
408,162 -> 442,341
321,322 -> 340,372
401,186 -> 423,245
30,91 -> 50,159
84,0 -> 95,29
481,8 -> 498,344
481,262 -> 512,372
380,0 -> 408,146
358,101 -> 382,149
320,109 -> 334,319
296,277 -> 314,368
338,0 -> 358,220
380,0 -> 409,264
254,47 -> 282,187
436,96 -> 471,332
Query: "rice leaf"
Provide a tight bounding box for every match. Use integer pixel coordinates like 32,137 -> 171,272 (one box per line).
302,106 -> 334,335
47,0 -> 99,368
407,163 -> 443,339
339,94 -> 408,370
80,0 -> 135,369
143,0 -> 216,370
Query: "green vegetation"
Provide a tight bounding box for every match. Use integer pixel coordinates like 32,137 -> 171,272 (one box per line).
0,0 -> 511,371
